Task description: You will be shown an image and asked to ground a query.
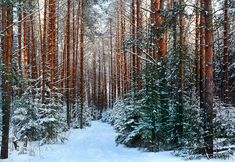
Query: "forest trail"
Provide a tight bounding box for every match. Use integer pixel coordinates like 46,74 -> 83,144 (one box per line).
6,121 -> 235,162
8,121 -> 176,162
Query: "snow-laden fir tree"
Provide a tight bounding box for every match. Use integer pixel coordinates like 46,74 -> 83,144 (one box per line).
12,74 -> 67,144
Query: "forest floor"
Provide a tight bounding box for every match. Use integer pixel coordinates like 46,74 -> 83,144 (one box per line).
2,121 -> 235,162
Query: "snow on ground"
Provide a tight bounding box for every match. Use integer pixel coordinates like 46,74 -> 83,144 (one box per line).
2,121 -> 235,162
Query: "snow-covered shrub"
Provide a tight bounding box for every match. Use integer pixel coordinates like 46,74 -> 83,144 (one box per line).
101,99 -> 126,126
12,91 -> 41,140
112,100 -> 126,130
214,99 -> 235,148
12,77 -> 67,145
101,108 -> 114,124
39,91 -> 67,145
115,92 -> 166,151
172,92 -> 204,155
114,64 -> 172,151
71,102 -> 98,128
115,103 -> 147,150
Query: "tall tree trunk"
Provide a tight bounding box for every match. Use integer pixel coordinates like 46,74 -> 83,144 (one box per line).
171,0 -> 178,145
61,31 -> 67,99
37,0 -> 43,51
73,1 -> 80,113
29,1 -> 38,92
79,0 -> 85,129
102,39 -> 107,109
195,0 -> 200,93
93,45 -> 97,107
150,0 -> 155,59
203,0 -> 214,157
124,0 -> 129,95
136,0 -> 142,91
18,6 -> 22,96
72,2 -> 77,107
55,8 -> 59,87
154,0 -> 169,138
152,0 -> 158,61
66,0 -> 71,127
131,0 -> 136,93
1,1 -> 13,159
155,0 -> 167,60
109,19 -> 113,107
116,12 -> 122,98
177,0 -> 185,145
200,0 -> 205,131
86,71 -> 91,106
37,0 -> 43,78
72,1 -> 76,105
98,49 -> 102,111
49,0 -> 56,93
121,0 -> 128,95
113,47 -> 117,104
23,8 -> 29,87
222,0 -> 229,103
42,0 -> 47,103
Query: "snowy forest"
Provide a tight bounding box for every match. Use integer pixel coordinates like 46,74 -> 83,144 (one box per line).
0,0 -> 235,161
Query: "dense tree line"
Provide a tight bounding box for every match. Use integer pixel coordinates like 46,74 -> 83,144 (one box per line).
103,0 -> 234,158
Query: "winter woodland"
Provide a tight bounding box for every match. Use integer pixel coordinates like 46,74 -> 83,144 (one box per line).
0,0 -> 235,161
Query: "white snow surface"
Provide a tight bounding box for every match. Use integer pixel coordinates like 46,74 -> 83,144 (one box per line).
3,121 -> 235,162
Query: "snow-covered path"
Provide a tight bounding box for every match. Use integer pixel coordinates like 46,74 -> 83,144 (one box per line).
5,121 -> 235,162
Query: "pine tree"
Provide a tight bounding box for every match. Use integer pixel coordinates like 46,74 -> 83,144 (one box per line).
79,0 -> 85,129
222,0 -> 229,103
1,0 -> 13,158
42,0 -> 47,103
203,0 -> 214,157
66,0 -> 71,127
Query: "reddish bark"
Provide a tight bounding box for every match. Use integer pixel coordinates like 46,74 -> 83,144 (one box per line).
136,0 -> 142,91
195,1 -> 200,92
18,9 -> 22,96
42,0 -> 47,103
116,12 -> 122,97
1,1 -> 13,158
48,0 -> 56,93
200,0 -> 205,115
29,1 -> 38,90
23,10 -> 29,87
204,0 -> 214,157
66,0 -> 72,127
79,0 -> 85,129
131,0 -> 136,91
222,0 -> 229,102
